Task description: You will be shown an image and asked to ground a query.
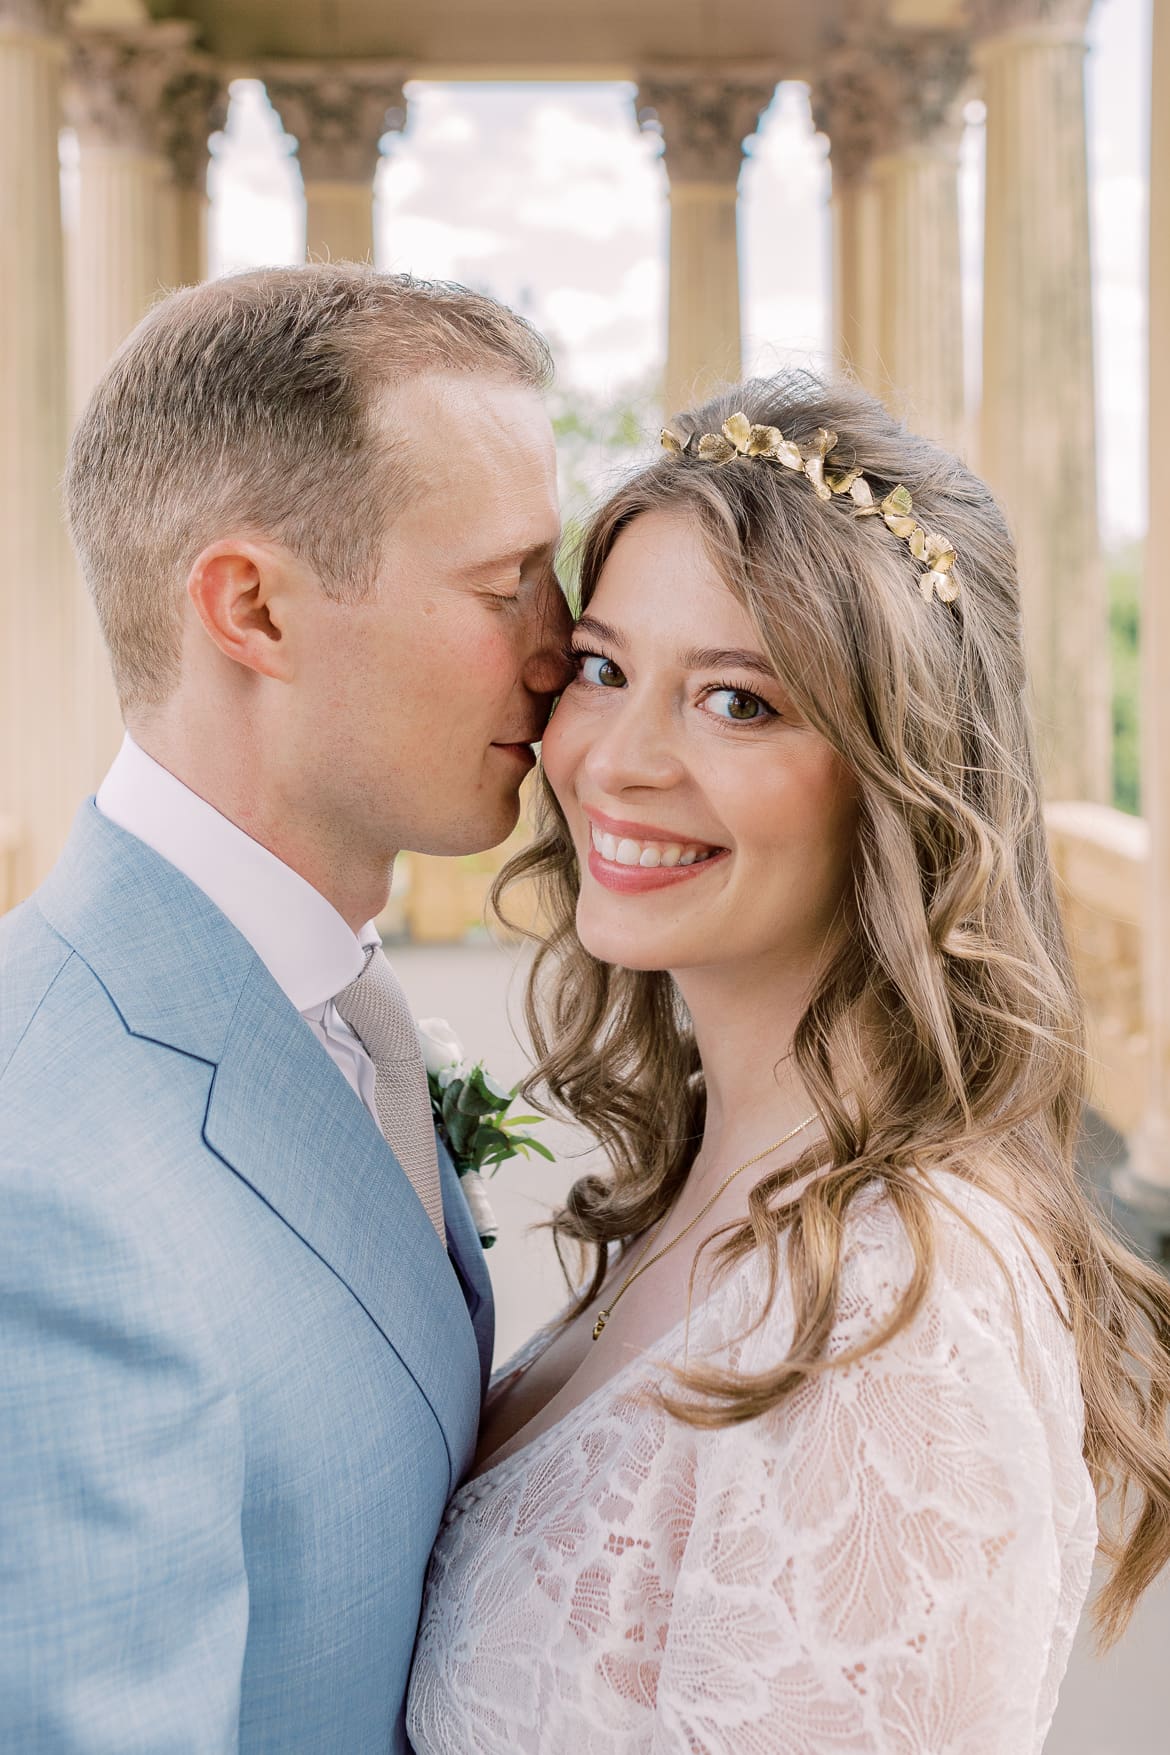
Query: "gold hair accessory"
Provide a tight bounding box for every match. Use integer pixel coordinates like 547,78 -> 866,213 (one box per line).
660,413 -> 960,604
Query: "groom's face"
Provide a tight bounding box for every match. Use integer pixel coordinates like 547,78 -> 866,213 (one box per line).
290,371 -> 569,861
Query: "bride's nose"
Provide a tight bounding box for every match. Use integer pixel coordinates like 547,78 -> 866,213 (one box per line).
578,695 -> 686,795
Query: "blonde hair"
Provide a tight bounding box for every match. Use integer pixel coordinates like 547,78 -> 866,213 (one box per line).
64,264 -> 553,710
495,371 -> 1170,1645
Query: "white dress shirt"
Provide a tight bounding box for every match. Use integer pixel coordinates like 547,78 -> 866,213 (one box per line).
96,734 -> 381,1114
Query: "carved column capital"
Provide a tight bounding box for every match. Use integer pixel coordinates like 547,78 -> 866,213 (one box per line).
636,72 -> 779,185
814,28 -> 971,183
967,0 -> 1094,38
264,62 -> 407,185
811,53 -> 901,186
162,55 -> 228,188
0,0 -> 70,35
65,20 -> 197,155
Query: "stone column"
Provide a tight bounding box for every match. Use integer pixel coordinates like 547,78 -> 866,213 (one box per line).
871,130 -> 966,454
637,74 -> 778,419
0,0 -> 74,898
65,20 -> 194,787
830,174 -> 883,398
816,32 -> 969,451
976,0 -> 1109,803
161,58 -> 228,287
1117,0 -> 1170,1223
66,20 -> 195,407
264,64 -> 406,263
813,59 -> 890,399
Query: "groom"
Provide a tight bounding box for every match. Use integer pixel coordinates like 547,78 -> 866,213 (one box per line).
0,266 -> 568,1752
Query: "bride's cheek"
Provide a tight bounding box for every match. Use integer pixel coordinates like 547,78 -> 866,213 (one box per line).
540,696 -> 583,776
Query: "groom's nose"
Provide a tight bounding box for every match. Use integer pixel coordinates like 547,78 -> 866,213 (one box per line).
521,579 -> 574,697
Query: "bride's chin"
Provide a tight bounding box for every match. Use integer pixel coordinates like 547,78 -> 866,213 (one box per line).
574,914 -> 675,973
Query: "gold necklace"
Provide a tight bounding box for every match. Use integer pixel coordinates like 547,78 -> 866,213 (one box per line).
591,1112 -> 819,1341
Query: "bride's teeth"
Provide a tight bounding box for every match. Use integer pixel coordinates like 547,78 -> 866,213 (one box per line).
589,823 -> 721,868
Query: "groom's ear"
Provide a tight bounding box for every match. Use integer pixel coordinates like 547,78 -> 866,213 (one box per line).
185,540 -> 296,682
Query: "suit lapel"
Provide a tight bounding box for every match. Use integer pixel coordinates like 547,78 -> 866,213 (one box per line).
203,960 -> 481,1493
437,1137 -> 495,1398
38,804 -> 482,1494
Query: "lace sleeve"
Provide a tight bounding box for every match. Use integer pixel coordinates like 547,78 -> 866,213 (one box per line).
650,1200 -> 1094,1755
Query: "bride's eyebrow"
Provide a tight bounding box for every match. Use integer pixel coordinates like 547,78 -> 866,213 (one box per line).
575,616 -> 777,684
680,646 -> 779,683
573,614 -> 625,647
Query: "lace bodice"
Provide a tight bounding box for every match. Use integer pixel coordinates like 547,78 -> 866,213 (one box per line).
407,1178 -> 1097,1754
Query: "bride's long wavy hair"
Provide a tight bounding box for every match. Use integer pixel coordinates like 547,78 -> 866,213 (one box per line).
493,371 -> 1170,1644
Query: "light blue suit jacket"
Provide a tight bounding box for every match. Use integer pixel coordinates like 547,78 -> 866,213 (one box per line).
0,802 -> 493,1753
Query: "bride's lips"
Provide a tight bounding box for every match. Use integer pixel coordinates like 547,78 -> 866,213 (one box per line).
586,846 -> 730,894
583,806 -> 730,895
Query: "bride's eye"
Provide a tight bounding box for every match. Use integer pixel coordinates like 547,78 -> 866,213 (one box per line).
703,686 -> 776,724
573,650 -> 627,689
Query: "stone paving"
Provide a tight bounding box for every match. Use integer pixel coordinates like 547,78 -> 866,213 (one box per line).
393,941 -> 1170,1755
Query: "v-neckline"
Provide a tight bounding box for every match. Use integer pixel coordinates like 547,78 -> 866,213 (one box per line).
456,1254 -> 756,1498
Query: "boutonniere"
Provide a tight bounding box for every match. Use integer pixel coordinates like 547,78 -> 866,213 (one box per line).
417,1018 -> 554,1249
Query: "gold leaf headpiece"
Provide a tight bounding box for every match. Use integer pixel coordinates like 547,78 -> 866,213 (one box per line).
660,413 -> 959,604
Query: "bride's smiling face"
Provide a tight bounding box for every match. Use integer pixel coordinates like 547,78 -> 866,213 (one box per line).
541,508 -> 859,979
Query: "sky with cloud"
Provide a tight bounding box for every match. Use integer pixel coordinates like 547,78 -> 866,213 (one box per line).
208,0 -> 1150,545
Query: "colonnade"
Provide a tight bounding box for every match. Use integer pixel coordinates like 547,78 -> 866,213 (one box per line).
2,0 -> 1167,1197
0,0 -> 73,893
1118,0 -> 1170,1220
816,31 -> 970,458
818,0 -> 1106,806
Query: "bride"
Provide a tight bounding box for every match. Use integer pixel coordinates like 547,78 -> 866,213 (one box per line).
407,373 -> 1170,1753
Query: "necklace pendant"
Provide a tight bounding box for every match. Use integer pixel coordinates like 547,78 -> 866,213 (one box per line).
592,1309 -> 609,1341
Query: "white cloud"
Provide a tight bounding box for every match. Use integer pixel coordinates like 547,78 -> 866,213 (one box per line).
378,214 -> 505,279
545,257 -> 665,392
207,82 -> 303,273
1093,172 -> 1147,288
377,153 -> 425,207
741,83 -> 831,365
408,90 -> 480,150
1087,0 -> 1150,541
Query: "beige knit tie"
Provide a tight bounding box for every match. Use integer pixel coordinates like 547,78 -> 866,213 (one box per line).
333,946 -> 446,1244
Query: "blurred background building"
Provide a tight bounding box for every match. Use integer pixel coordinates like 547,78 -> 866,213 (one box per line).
0,0 -> 1166,1230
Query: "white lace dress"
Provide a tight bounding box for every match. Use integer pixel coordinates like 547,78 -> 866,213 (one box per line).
406,1179 -> 1097,1754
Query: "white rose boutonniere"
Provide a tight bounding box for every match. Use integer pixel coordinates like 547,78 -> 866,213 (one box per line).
417,1017 -> 554,1250
418,1018 -> 468,1079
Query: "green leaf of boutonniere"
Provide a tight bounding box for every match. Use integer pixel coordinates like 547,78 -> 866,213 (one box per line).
424,1048 -> 553,1245
512,1137 -> 556,1162
455,1076 -> 504,1122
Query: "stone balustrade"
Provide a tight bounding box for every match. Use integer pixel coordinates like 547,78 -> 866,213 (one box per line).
394,786 -> 545,945
1046,802 -> 1149,1134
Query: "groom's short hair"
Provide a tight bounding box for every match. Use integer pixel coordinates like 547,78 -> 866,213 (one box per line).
64,265 -> 554,710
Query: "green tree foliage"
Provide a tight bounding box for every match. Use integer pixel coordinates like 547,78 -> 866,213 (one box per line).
1109,543 -> 1141,815
547,380 -> 659,608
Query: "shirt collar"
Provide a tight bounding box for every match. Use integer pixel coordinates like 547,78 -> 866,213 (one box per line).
96,734 -> 379,1015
